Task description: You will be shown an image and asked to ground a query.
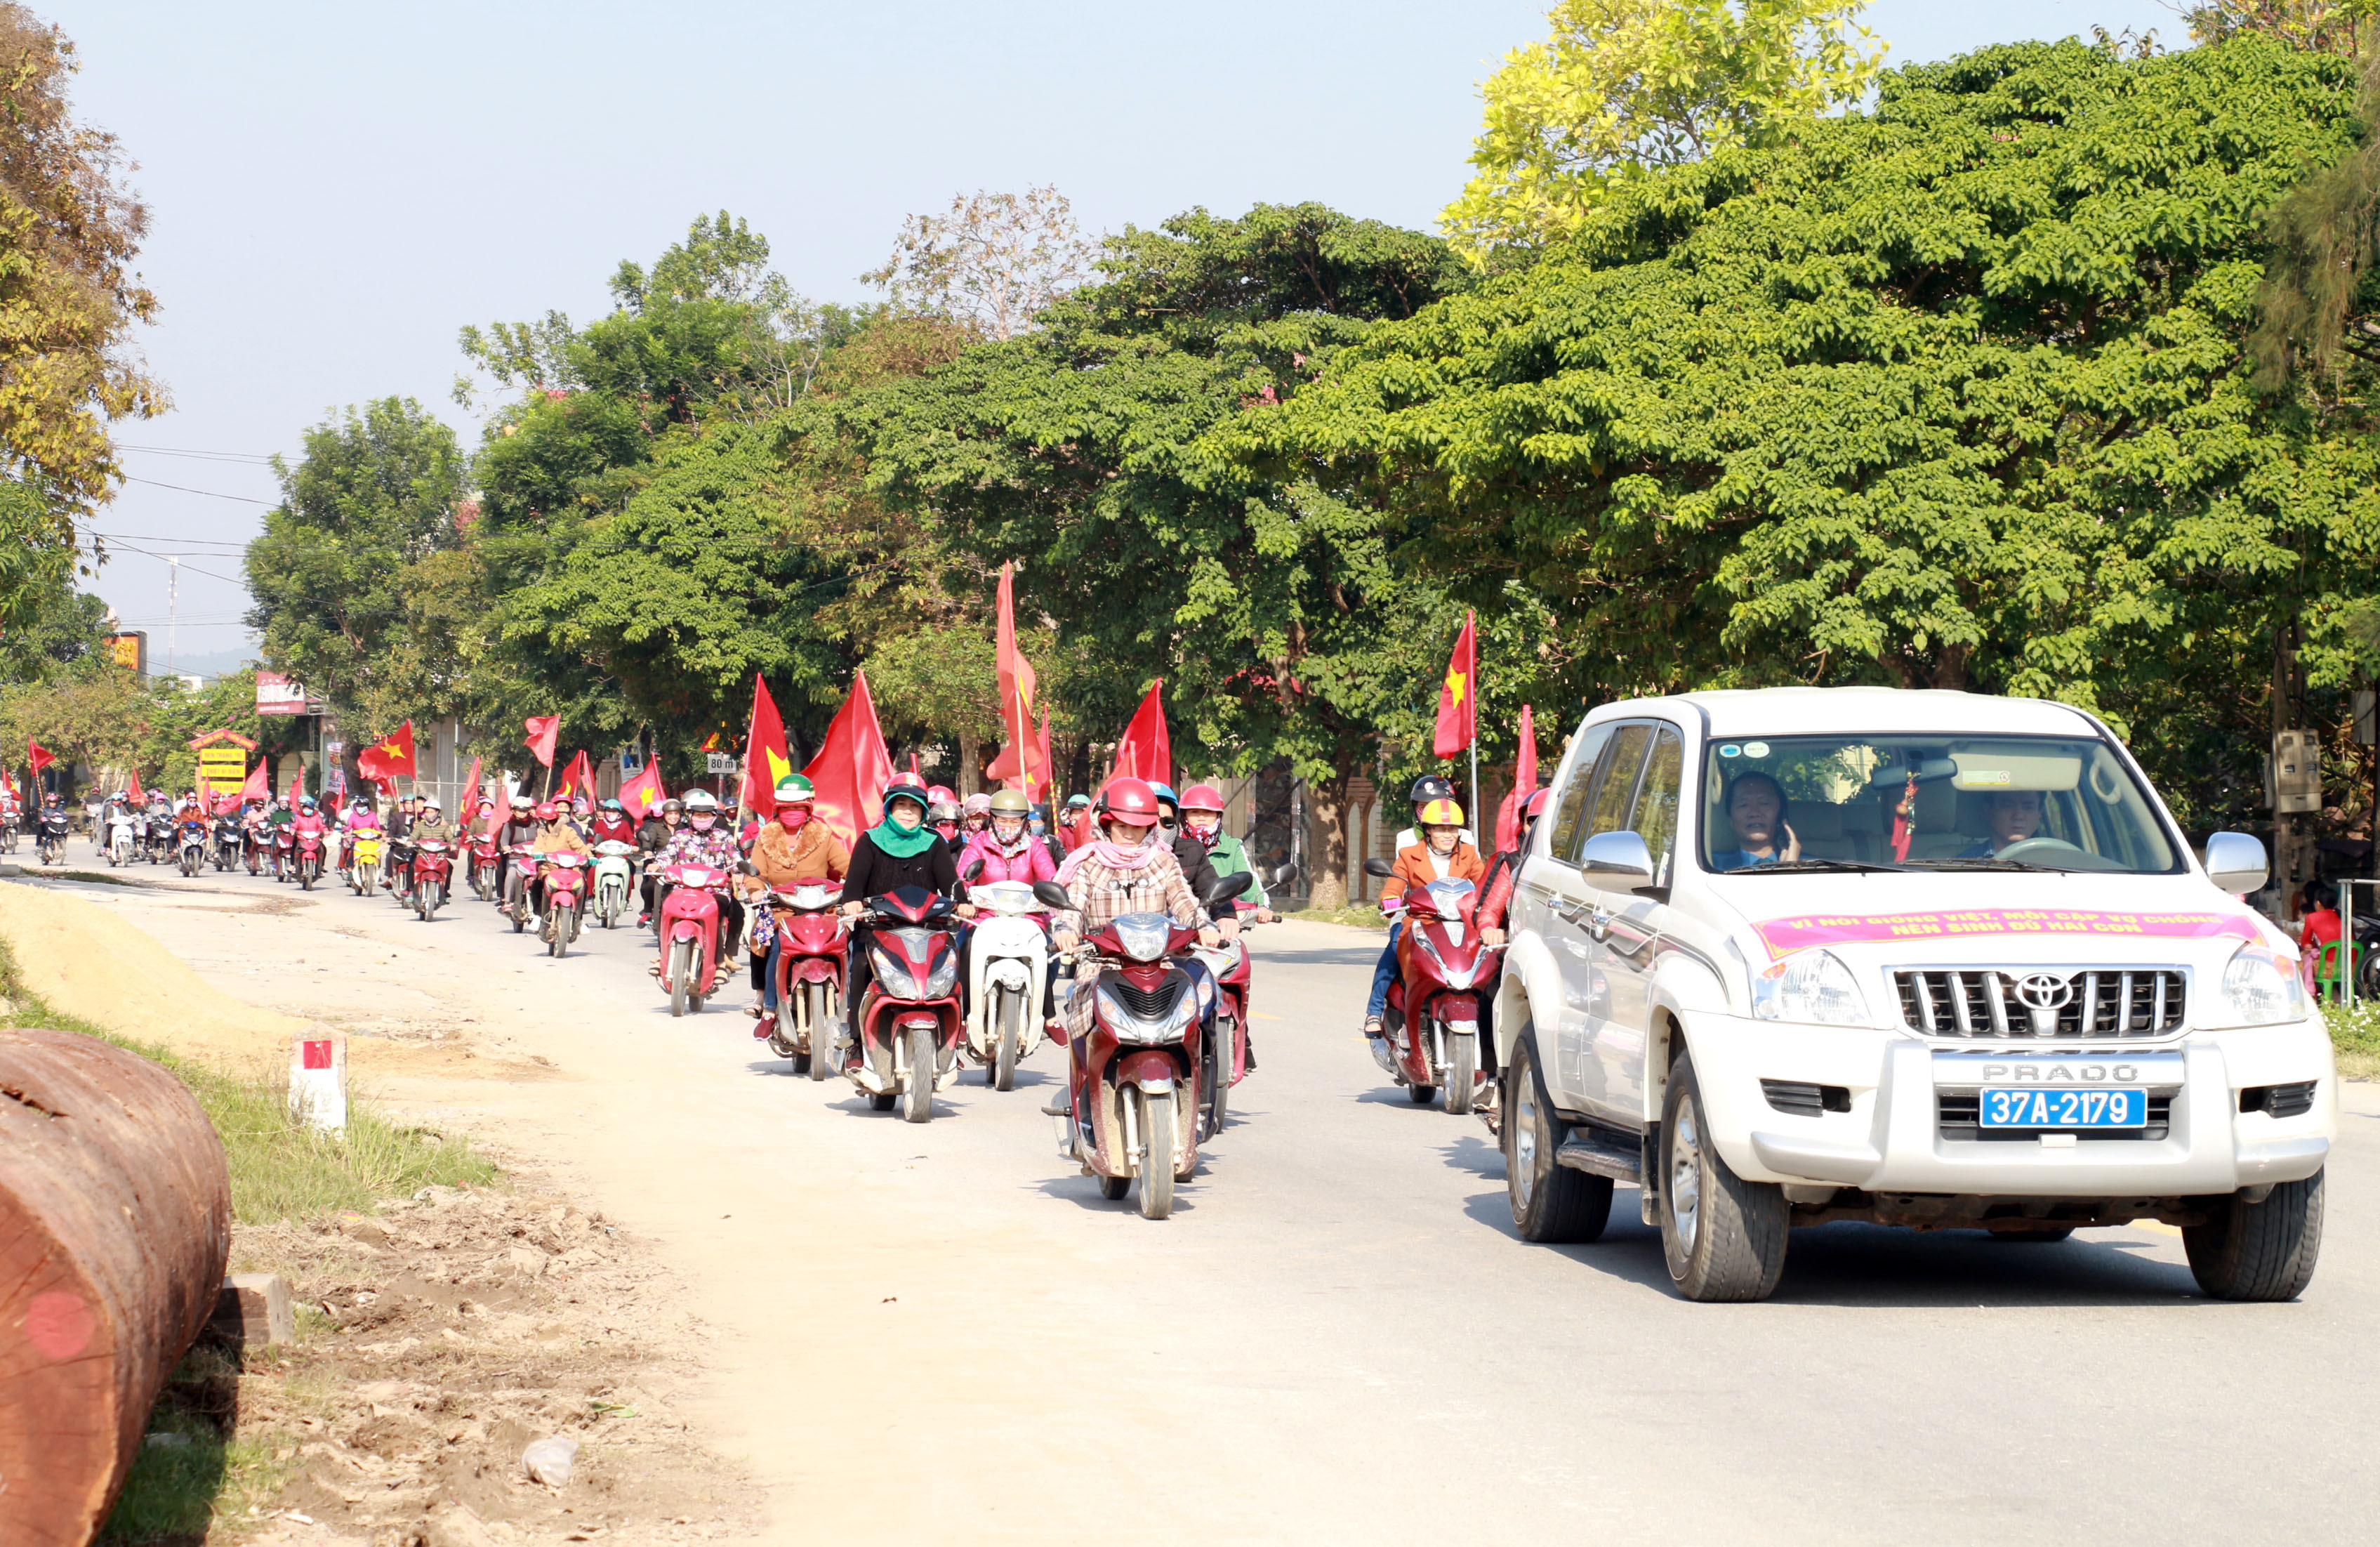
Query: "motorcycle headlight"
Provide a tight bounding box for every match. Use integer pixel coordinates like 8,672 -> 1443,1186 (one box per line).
1751,949 -> 1872,1027
871,947 -> 923,1000
2213,942 -> 2306,1029
924,948 -> 959,1000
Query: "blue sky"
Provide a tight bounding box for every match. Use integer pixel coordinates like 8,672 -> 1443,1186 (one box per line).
50,0 -> 2181,671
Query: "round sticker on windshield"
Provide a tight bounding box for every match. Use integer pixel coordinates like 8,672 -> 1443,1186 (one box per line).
1743,741 -> 1770,758
1719,744 -> 1741,758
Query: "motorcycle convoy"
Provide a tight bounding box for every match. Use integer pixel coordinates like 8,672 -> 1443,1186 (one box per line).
39,767 -> 1496,1227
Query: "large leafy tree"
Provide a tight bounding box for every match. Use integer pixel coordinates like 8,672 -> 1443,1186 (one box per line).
1441,0 -> 1887,259
243,397 -> 468,745
0,4 -> 166,619
1279,38 -> 2378,828
854,202 -> 1480,903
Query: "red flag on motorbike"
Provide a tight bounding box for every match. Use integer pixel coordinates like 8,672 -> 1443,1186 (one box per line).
555,749 -> 595,802
1111,680 -> 1170,786
619,760 -> 666,817
803,669 -> 894,845
524,714 -> 560,768
27,738 -> 54,775
984,562 -> 1047,791
1493,704 -> 1538,854
1432,611 -> 1476,760
741,673 -> 794,819
238,760 -> 267,804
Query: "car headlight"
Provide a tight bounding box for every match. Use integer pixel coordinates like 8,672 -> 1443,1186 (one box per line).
1752,949 -> 1870,1027
2215,942 -> 2306,1028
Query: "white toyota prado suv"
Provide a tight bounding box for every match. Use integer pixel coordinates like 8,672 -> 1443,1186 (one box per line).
1497,687 -> 2334,1302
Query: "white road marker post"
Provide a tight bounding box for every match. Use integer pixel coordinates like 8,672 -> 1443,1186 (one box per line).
289,1029 -> 348,1135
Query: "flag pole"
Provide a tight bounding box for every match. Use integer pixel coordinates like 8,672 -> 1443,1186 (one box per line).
1467,610 -> 1479,843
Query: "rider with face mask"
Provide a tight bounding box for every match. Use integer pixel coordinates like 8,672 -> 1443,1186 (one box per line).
1362,796 -> 1486,1046
746,776 -> 852,1018
836,776 -> 969,1062
650,789 -> 744,986
926,798 -> 963,848
1174,784 -> 1276,925
1148,782 -> 1231,933
637,798 -> 685,923
1050,778 -> 1219,1044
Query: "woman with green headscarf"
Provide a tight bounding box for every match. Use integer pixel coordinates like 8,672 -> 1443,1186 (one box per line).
834,773 -> 970,1062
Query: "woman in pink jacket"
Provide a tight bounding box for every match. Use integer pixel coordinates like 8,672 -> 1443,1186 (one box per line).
962,789 -> 1057,887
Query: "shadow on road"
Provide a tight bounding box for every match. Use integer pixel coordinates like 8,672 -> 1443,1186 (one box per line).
1460,1187 -> 2211,1306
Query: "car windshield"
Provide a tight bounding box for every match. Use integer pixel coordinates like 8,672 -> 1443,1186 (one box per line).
1700,733 -> 2179,876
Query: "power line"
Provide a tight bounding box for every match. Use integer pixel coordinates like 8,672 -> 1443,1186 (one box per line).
118,444 -> 279,465
124,476 -> 275,505
89,532 -> 256,548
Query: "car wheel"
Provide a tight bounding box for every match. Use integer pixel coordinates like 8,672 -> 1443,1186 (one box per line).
1505,1030 -> 1611,1244
2183,1171 -> 2324,1302
1658,1051 -> 1787,1302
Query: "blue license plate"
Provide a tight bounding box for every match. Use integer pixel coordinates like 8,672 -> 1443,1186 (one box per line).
1978,1087 -> 2146,1129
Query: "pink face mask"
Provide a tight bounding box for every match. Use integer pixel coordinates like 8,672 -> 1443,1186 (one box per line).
780,807 -> 811,831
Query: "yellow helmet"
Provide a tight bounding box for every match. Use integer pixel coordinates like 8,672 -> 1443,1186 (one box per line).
1418,798 -> 1465,827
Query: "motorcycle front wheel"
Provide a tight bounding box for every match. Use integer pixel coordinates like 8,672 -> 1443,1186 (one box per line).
1203,1015 -> 1234,1137
807,984 -> 836,1082
1445,1027 -> 1478,1117
1137,1086 -> 1177,1220
994,987 -> 1022,1092
901,1022 -> 935,1124
670,938 -> 694,1017
549,916 -> 568,959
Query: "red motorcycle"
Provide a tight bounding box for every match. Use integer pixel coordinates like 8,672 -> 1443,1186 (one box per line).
1186,911 -> 1264,1138
292,827 -> 325,891
1362,862 -> 1500,1114
272,824 -> 294,882
764,878 -> 847,1081
242,820 -> 267,876
411,839 -> 454,922
469,830 -> 501,901
845,886 -> 963,1121
1033,872 -> 1247,1219
657,861 -> 734,1015
537,852 -> 588,958
502,843 -> 539,933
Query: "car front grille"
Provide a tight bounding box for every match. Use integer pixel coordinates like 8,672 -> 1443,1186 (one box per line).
1895,968 -> 2186,1039
1938,1093 -> 2172,1142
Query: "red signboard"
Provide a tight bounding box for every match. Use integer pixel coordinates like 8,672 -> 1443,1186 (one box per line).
255,671 -> 308,717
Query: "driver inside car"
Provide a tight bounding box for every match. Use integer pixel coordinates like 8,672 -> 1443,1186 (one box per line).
1961,789 -> 2044,857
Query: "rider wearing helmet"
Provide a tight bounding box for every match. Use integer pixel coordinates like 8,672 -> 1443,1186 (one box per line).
1176,784 -> 1276,923
1363,793 -> 1486,1044
494,791 -> 541,902
925,798 -> 963,847
746,775 -> 852,1018
1050,777 -> 1217,1043
527,797 -> 593,921
835,775 -> 970,1059
962,788 -> 1055,888
960,791 -> 993,837
1395,773 -> 1474,852
590,796 -> 637,847
636,796 -> 686,923
1057,791 -> 1093,854
649,789 -> 744,987
1148,782 -> 1234,933
409,796 -> 456,851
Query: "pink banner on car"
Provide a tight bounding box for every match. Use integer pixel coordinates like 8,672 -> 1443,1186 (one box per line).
1752,908 -> 2260,960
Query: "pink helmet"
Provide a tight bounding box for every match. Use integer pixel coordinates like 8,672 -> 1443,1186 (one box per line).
1178,783 -> 1227,813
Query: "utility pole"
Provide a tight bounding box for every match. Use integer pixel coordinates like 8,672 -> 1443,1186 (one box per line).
166,555 -> 178,678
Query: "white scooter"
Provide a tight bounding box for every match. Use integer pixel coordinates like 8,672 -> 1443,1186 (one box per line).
593,840 -> 638,928
106,808 -> 139,867
963,878 -> 1052,1092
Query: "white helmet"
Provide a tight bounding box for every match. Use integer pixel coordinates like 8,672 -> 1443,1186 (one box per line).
682,789 -> 719,812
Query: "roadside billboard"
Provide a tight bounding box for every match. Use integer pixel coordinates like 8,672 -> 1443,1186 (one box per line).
104,631 -> 145,673
256,671 -> 308,717
197,746 -> 247,794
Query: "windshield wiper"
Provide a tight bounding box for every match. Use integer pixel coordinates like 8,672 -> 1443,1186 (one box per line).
1905,857 -> 2064,872
1730,858 -> 1910,874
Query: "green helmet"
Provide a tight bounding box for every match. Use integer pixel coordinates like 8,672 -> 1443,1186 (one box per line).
987,789 -> 1030,815
774,773 -> 815,803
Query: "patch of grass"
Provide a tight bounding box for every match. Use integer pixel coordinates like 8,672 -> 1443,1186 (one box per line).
2322,999 -> 2380,1079
1286,901 -> 1392,931
98,1348 -> 290,1545
0,936 -> 498,1223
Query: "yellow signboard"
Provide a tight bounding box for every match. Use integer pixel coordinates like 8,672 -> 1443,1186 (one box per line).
197,746 -> 247,794
105,632 -> 144,672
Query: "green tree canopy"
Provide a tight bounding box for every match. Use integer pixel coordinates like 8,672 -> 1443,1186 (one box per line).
1274,38 -> 2376,825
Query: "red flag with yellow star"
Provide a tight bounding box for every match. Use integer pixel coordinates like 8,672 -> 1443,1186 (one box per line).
358,720 -> 418,782
1432,611 -> 1476,760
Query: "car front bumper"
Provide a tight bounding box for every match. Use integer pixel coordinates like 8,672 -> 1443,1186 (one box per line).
1679,1011 -> 2336,1197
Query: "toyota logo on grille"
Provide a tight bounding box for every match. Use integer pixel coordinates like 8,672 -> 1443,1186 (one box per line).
2014,972 -> 2072,1011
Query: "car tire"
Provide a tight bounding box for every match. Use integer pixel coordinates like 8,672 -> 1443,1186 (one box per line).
1505,1032 -> 1611,1244
2183,1171 -> 2324,1302
1659,1051 -> 1787,1302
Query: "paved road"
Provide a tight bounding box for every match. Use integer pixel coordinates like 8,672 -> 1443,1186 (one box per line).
43,852 -> 2380,1545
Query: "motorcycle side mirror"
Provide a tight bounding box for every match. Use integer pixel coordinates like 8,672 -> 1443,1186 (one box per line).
963,857 -> 986,883
1202,870 -> 1253,908
1268,863 -> 1297,888
1031,879 -> 1073,911
1362,857 -> 1394,879
737,860 -> 758,876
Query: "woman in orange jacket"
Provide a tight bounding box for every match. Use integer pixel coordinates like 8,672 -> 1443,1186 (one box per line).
1364,797 -> 1484,1040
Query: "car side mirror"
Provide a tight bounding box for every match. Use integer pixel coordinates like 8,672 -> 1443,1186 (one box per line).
1203,870 -> 1253,908
2202,831 -> 2268,896
1362,857 -> 1394,879
1578,829 -> 1655,881
1032,879 -> 1073,911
